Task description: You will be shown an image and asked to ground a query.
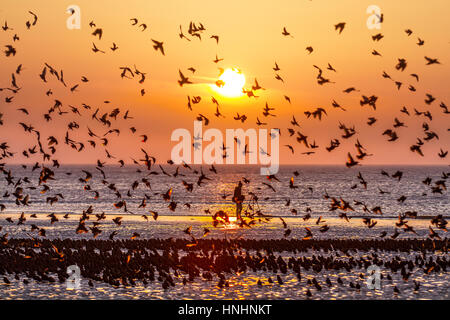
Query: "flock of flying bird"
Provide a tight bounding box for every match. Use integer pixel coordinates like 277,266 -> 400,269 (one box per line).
0,9 -> 449,247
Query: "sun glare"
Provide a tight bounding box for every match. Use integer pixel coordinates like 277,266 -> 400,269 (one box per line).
214,68 -> 246,97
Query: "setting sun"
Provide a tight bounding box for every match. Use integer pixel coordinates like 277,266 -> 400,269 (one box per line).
214,68 -> 246,97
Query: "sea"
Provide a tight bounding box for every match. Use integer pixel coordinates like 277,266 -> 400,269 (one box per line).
1,164 -> 448,219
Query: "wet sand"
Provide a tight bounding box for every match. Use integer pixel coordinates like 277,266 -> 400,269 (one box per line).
0,213 -> 448,300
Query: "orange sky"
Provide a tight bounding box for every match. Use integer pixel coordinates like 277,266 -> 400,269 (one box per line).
0,0 -> 449,165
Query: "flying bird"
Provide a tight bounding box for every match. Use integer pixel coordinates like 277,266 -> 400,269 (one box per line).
151,39 -> 165,55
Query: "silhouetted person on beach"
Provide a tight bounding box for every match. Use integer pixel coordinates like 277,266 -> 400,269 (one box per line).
233,181 -> 245,221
